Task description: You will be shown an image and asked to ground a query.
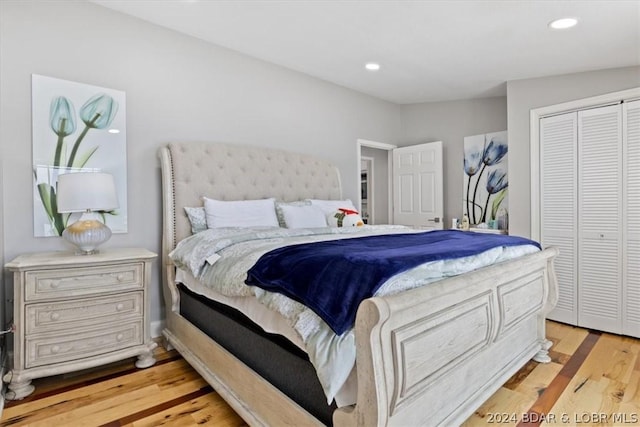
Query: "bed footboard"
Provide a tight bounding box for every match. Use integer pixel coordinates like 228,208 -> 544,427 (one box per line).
334,247 -> 558,427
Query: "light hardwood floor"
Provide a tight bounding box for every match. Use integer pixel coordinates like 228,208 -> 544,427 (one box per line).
2,321 -> 639,426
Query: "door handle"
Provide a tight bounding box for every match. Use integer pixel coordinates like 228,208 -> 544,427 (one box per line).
427,217 -> 440,223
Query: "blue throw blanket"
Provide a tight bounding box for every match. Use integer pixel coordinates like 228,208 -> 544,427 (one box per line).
245,230 -> 540,335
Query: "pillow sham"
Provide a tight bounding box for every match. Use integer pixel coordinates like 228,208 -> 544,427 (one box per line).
280,204 -> 327,229
275,200 -> 311,227
203,197 -> 279,228
307,199 -> 357,215
184,206 -> 207,234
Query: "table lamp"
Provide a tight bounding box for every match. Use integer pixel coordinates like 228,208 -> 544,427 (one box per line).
56,172 -> 119,254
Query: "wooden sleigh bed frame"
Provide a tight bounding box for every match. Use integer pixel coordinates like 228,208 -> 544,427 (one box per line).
159,141 -> 559,426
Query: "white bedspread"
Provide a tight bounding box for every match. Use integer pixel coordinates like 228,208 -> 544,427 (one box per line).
170,226 -> 539,406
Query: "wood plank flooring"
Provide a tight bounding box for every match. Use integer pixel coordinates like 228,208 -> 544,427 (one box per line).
2,321 -> 639,426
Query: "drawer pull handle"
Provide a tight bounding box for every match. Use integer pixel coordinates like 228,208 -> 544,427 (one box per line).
51,345 -> 60,354
50,280 -> 60,289
116,274 -> 125,282
116,303 -> 124,311
116,334 -> 124,341
50,312 -> 60,321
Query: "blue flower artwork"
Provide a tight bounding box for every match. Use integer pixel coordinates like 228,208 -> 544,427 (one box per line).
463,131 -> 508,227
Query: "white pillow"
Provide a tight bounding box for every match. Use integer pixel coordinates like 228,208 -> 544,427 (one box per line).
203,197 -> 279,228
275,200 -> 311,227
307,199 -> 357,215
280,204 -> 327,228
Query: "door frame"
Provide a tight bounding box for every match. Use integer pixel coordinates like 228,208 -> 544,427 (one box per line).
356,139 -> 396,223
530,87 -> 640,241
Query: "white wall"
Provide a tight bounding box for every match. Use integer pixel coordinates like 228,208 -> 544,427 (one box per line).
399,97 -> 508,228
507,66 -> 640,238
0,0 -> 401,328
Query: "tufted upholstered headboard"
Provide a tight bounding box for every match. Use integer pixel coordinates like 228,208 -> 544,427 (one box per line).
158,142 -> 343,258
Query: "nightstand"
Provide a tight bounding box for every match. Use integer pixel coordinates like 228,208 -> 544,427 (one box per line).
4,248 -> 157,400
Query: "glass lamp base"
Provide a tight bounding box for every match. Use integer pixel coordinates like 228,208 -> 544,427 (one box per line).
74,248 -> 100,256
62,218 -> 112,255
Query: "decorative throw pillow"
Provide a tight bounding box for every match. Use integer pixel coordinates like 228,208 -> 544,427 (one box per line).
327,208 -> 364,227
275,200 -> 311,227
280,204 -> 327,229
307,199 -> 357,216
203,197 -> 279,228
184,207 -> 207,234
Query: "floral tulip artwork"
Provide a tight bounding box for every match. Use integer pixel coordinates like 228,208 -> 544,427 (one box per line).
50,96 -> 76,167
67,93 -> 119,168
464,143 -> 483,225
482,166 -> 508,223
482,138 -> 508,166
32,75 -> 127,237
462,131 -> 509,228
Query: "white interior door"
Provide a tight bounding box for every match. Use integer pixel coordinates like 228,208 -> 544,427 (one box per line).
577,104 -> 623,334
392,141 -> 443,229
540,112 -> 578,325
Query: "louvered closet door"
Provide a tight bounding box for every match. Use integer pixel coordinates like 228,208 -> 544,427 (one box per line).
578,104 -> 623,333
540,112 -> 578,324
623,100 -> 640,337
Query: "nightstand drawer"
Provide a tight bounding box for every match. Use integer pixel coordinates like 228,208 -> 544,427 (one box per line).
26,292 -> 143,335
25,321 -> 143,368
24,263 -> 144,301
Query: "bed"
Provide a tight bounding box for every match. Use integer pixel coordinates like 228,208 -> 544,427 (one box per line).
158,141 -> 559,426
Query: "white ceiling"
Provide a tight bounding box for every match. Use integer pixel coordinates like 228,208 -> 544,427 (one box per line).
92,0 -> 640,104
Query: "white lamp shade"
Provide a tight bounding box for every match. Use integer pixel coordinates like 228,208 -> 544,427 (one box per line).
57,172 -> 119,213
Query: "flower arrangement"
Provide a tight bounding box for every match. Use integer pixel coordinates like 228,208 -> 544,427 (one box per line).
463,133 -> 508,225
35,93 -> 119,236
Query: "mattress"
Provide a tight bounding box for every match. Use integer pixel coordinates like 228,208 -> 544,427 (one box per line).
177,283 -> 337,425
176,268 -> 359,407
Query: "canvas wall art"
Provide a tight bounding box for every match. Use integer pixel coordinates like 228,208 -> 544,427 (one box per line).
32,74 -> 127,237
463,130 -> 508,228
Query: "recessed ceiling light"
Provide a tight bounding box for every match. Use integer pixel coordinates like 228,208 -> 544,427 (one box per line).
108,129 -> 120,134
365,62 -> 380,71
549,17 -> 578,30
